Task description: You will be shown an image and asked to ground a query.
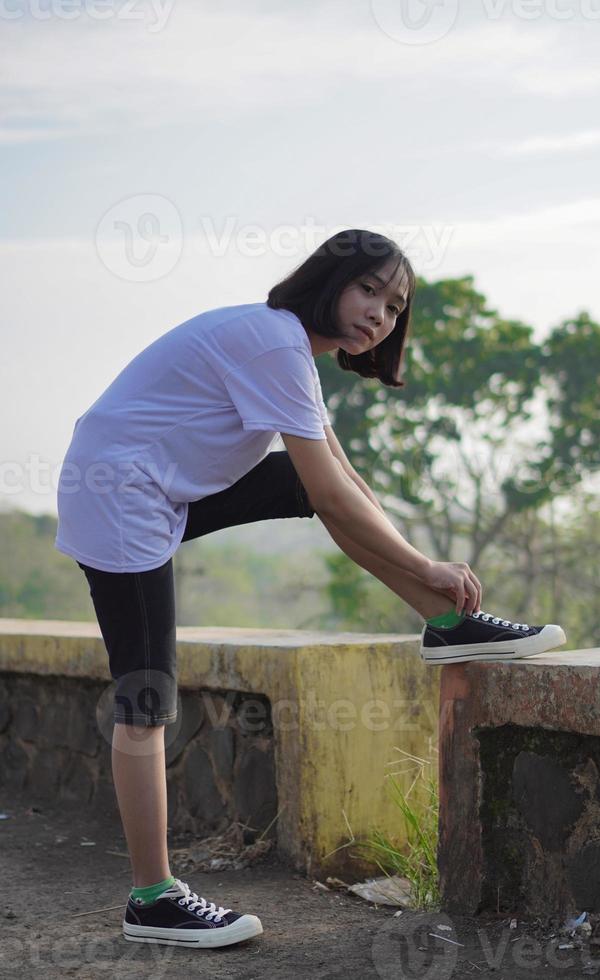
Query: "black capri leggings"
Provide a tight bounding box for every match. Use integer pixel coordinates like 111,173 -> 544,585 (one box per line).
77,450 -> 316,727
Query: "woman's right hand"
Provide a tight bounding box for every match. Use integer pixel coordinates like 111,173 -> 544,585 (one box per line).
420,560 -> 483,616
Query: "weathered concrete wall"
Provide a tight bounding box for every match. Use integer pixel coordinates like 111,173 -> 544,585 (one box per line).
0,618 -> 438,880
478,725 -> 600,915
0,672 -> 277,841
438,650 -> 600,918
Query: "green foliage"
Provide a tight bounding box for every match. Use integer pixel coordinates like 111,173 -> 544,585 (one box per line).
0,510 -> 94,620
319,549 -> 423,635
174,538 -> 330,628
319,275 -> 543,507
540,312 -> 600,487
323,552 -> 370,624
0,509 -> 335,628
319,275 -> 600,566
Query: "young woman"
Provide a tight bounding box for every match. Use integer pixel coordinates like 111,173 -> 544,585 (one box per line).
55,228 -> 566,950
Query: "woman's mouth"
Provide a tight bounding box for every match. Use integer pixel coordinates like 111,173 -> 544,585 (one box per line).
354,324 -> 374,341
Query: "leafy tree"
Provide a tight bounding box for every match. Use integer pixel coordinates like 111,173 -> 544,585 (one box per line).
319,277 -> 599,569
317,277 -> 599,634
537,312 -> 600,490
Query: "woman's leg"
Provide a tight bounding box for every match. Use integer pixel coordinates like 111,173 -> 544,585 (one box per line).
78,560 -> 177,889
182,450 -> 456,620
112,723 -> 171,888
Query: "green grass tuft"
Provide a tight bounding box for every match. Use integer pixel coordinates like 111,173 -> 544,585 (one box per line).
351,747 -> 441,911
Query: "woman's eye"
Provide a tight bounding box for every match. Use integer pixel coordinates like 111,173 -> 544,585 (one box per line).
362,283 -> 400,315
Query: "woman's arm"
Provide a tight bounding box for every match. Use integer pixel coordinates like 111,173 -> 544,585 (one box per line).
283,432 -> 431,577
346,467 -> 387,517
282,432 -> 482,613
323,424 -> 387,517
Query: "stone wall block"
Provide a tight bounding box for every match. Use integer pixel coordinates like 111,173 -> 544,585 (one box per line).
1,737 -> 32,791
474,725 -> 600,916
208,726 -> 235,784
13,697 -> 40,742
512,751 -> 585,852
91,777 -> 119,818
182,741 -> 227,830
165,691 -> 205,767
42,692 -> 100,758
0,671 -> 278,854
28,745 -> 65,798
568,840 -> 600,908
61,753 -> 95,804
235,692 -> 272,737
94,734 -> 113,783
234,741 -> 277,840
201,691 -> 235,729
0,678 -> 11,733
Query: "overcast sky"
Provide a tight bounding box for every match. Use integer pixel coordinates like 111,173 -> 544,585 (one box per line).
1,0 -> 598,515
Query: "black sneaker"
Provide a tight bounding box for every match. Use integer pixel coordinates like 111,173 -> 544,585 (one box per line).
123,877 -> 263,948
420,610 -> 566,665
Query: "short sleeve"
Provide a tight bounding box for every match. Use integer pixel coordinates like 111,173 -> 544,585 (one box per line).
223,346 -> 327,440
311,361 -> 331,427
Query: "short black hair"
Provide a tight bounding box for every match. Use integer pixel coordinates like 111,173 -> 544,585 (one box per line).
266,228 -> 416,388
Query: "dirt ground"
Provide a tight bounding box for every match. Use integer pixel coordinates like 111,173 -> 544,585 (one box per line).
2,792 -> 599,980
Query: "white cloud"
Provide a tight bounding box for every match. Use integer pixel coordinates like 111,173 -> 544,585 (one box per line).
493,129 -> 600,156
0,125 -> 77,144
437,197 -> 600,336
514,64 -> 600,96
0,4 -> 587,142
451,197 -> 600,245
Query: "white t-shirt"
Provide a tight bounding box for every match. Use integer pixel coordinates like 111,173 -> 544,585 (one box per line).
54,302 -> 330,573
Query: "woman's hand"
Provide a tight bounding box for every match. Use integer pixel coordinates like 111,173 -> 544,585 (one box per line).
421,560 -> 482,616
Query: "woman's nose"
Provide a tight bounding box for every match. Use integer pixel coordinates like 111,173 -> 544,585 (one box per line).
366,299 -> 385,324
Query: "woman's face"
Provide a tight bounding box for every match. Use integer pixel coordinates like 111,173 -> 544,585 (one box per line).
334,257 -> 409,355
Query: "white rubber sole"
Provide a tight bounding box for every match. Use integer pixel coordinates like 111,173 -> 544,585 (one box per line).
123,913 -> 263,948
420,624 -> 567,665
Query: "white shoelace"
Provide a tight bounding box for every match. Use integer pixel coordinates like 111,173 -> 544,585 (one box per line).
172,878 -> 232,921
472,610 -> 530,632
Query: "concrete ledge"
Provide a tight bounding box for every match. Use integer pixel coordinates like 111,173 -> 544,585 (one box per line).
438,651 -> 600,917
0,618 -> 438,880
